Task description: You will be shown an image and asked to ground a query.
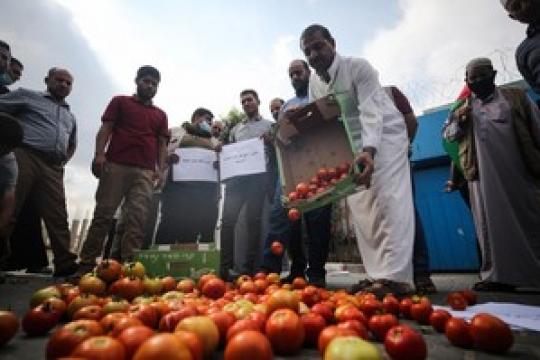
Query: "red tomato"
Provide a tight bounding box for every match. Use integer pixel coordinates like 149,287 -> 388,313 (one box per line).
359,298 -> 383,319
368,314 -> 399,341
269,240 -> 284,256
266,289 -> 299,314
132,333 -> 192,360
246,312 -> 267,332
335,306 -> 368,327
317,325 -> 357,354
265,309 -> 305,355
296,182 -> 309,196
327,167 -> 338,179
224,330 -> 273,360
460,289 -> 477,306
111,277 -> 144,301
226,319 -> 261,341
46,320 -> 103,360
72,336 -> 125,360
22,302 -> 60,336
337,320 -> 369,340
174,330 -> 204,360
317,167 -> 329,181
67,294 -> 100,319
384,324 -> 427,360
208,311 -> 236,347
429,309 -> 451,333
445,317 -> 473,348
287,191 -> 299,201
118,325 -> 154,359
382,294 -> 400,316
160,276 -> 177,292
95,259 -> 122,283
43,297 -> 67,319
288,208 -> 300,221
309,176 -> 319,185
301,312 -> 326,347
159,308 -> 198,332
399,298 -> 413,319
128,304 -> 159,329
301,286 -> 320,307
110,316 -> 143,337
410,301 -> 433,325
292,277 -> 307,289
311,303 -> 334,323
202,278 -> 226,299
253,279 -> 269,294
470,313 -> 513,354
73,305 -> 104,321
447,292 -> 468,311
0,311 -> 19,347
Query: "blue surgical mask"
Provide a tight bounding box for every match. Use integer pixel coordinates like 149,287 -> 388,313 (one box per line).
0,72 -> 13,86
198,121 -> 211,133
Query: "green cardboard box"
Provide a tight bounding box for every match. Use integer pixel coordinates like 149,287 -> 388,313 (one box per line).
134,243 -> 219,279
275,94 -> 359,213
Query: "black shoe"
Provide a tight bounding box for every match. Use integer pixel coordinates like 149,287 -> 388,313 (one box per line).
280,273 -> 305,284
414,276 -> 437,294
53,262 -> 79,277
350,278 -> 373,294
308,277 -> 326,288
473,281 -> 516,292
26,266 -> 53,275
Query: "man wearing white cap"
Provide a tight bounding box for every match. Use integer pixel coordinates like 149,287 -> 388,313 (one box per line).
444,57 -> 540,291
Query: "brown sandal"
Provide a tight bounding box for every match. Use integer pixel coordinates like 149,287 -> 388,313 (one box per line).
362,279 -> 414,298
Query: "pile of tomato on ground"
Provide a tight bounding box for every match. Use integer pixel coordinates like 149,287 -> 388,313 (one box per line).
0,260 -> 515,360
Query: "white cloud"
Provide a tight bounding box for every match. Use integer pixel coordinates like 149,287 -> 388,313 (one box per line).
361,0 -> 527,112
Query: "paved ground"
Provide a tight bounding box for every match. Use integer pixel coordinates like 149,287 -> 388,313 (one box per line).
1,272 -> 539,359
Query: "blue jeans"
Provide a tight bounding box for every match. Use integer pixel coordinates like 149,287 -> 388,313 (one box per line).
261,180 -> 331,281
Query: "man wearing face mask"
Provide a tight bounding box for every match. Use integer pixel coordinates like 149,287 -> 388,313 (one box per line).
443,57 -> 540,291
75,66 -> 168,276
0,40 -> 12,95
155,107 -> 220,244
501,0 -> 540,103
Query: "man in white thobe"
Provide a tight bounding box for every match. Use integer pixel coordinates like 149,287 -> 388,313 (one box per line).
300,24 -> 415,296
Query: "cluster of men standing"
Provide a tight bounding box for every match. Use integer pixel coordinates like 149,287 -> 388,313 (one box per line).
1,13 -> 540,295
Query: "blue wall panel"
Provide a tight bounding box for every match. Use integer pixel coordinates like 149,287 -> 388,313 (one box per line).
411,110 -> 449,162
413,166 -> 480,271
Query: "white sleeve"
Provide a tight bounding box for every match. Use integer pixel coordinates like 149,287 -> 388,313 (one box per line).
352,59 -> 384,151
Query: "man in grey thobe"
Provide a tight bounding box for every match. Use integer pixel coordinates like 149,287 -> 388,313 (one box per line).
444,58 -> 540,291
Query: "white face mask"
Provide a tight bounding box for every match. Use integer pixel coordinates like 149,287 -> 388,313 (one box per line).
0,72 -> 13,86
198,121 -> 211,133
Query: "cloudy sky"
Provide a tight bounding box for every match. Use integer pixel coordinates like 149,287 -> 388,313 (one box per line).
0,0 -> 527,219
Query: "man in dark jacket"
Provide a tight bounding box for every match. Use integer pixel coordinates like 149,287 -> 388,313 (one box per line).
502,0 -> 540,100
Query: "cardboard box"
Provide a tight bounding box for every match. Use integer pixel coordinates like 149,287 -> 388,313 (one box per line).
275,95 -> 358,212
134,243 -> 219,279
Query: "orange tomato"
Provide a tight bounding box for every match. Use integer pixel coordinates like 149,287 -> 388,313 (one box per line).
224,330 -> 273,360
